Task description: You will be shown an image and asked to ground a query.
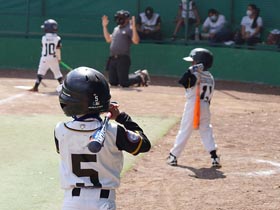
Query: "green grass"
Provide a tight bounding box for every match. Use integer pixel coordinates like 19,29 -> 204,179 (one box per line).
0,114 -> 178,210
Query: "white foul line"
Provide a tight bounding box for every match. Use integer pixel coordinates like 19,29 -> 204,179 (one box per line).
0,93 -> 27,105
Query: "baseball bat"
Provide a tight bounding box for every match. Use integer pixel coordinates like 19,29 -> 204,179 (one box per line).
87,112 -> 112,153
60,61 -> 73,71
193,72 -> 201,130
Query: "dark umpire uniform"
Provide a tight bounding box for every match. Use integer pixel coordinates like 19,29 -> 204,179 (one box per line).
102,10 -> 144,87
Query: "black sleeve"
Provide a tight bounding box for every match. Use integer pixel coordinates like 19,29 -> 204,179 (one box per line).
178,70 -> 197,89
136,15 -> 142,24
54,131 -> 60,154
115,112 -> 151,155
57,39 -> 62,49
156,16 -> 161,25
191,0 -> 196,7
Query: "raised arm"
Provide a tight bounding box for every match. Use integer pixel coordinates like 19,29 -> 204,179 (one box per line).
102,15 -> 112,43
131,16 -> 140,44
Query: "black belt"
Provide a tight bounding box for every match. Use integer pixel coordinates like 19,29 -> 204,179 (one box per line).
72,188 -> 110,199
110,55 -> 128,59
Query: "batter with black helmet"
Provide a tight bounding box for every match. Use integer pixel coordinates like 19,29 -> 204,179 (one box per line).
29,19 -> 63,92
54,67 -> 151,210
167,48 -> 221,168
102,10 -> 150,87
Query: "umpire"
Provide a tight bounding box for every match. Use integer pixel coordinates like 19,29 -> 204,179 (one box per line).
102,10 -> 149,87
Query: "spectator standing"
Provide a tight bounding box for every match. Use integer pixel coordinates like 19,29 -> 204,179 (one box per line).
234,4 -> 263,46
102,10 -> 150,87
202,9 -> 232,43
136,6 -> 162,40
171,0 -> 200,41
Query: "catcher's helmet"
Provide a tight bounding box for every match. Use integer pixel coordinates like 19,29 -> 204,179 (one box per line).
59,67 -> 111,116
41,19 -> 58,33
183,48 -> 214,69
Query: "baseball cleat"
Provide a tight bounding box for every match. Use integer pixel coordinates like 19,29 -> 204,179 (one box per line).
171,35 -> 177,41
167,153 -> 177,166
211,157 -> 221,168
28,86 -> 38,92
135,69 -> 151,87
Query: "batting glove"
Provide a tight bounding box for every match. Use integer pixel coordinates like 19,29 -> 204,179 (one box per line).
189,63 -> 204,74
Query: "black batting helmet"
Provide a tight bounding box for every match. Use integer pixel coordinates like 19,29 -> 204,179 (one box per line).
41,19 -> 58,33
183,48 -> 214,69
59,67 -> 111,116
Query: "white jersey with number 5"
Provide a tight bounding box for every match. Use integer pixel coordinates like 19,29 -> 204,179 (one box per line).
55,119 -> 123,190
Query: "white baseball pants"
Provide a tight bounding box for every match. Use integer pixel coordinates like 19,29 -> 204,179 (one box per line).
170,99 -> 217,158
38,57 -> 62,79
62,188 -> 116,210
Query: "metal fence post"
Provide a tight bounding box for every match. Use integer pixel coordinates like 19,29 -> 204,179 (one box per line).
25,0 -> 30,38
42,0 -> 46,17
184,0 -> 189,43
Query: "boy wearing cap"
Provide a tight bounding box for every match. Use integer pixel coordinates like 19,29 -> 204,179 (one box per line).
136,6 -> 162,40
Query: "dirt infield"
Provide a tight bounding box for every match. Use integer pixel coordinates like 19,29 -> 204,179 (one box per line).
1,70 -> 280,210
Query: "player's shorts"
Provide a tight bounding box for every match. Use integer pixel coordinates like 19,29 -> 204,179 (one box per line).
62,188 -> 116,210
38,57 -> 63,79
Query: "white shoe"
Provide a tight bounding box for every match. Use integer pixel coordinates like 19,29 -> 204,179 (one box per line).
135,69 -> 151,86
211,157 -> 221,167
167,153 -> 177,166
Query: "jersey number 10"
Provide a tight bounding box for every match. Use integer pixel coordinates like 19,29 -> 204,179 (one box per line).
43,43 -> 56,56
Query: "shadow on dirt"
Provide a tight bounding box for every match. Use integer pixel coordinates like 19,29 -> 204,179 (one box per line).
176,165 -> 226,180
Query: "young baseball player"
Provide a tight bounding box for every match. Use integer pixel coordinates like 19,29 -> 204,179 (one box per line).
29,19 -> 63,92
167,48 -> 221,167
54,66 -> 151,210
